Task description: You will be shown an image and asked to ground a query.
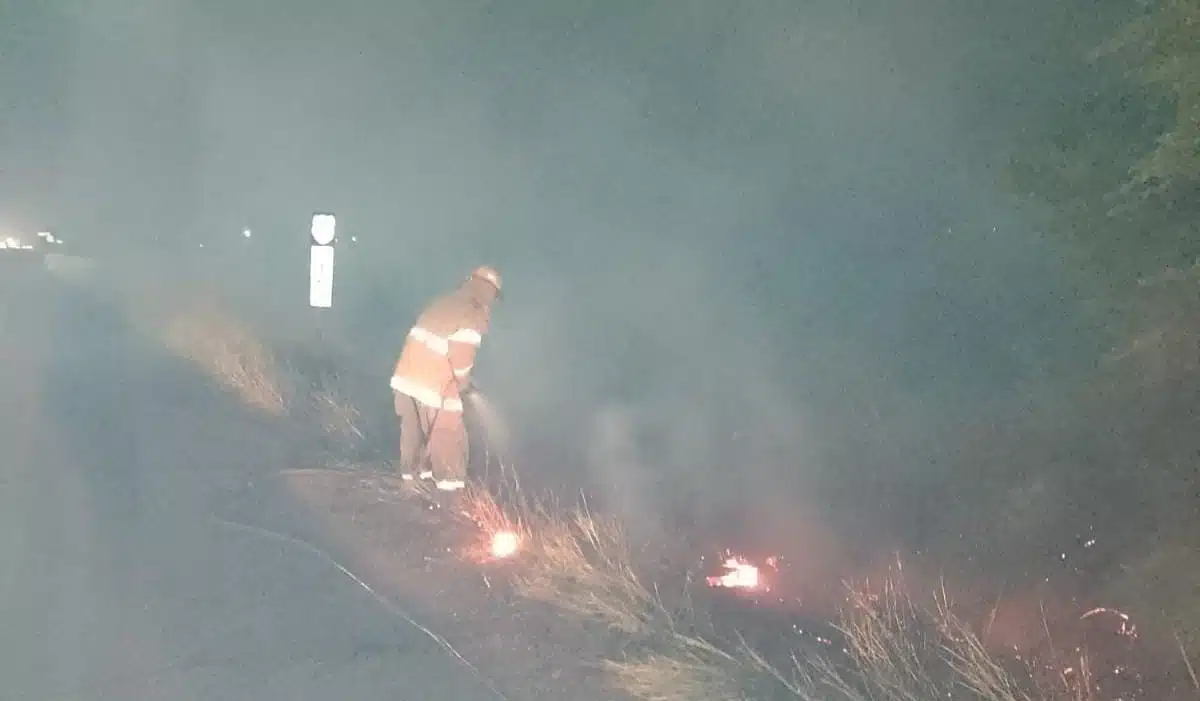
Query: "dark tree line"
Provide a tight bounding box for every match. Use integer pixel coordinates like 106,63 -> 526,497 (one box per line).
1004,0 -> 1199,380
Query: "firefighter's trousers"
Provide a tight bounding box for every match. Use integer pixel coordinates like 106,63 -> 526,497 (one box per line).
393,391 -> 468,481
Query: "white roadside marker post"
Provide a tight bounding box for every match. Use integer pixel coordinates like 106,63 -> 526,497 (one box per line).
310,213 -> 336,310
310,212 -> 337,347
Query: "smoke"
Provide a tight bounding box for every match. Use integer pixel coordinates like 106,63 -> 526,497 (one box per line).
5,0 -> 1103,556
463,390 -> 511,460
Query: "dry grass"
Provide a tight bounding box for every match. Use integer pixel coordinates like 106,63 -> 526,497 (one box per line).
310,387 -> 367,443
513,502 -> 673,637
135,297 -> 1170,701
459,483 -> 683,637
132,293 -> 1181,701
159,302 -> 290,416
458,479 -> 1110,701
603,644 -> 747,701
1177,632 -> 1199,693
803,580 -> 1068,701
152,302 -> 372,454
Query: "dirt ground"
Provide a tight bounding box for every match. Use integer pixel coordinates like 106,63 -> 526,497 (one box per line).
281,466 -> 638,701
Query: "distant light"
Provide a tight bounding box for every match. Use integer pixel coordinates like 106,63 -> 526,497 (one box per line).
350,235 -> 357,242
242,228 -> 252,238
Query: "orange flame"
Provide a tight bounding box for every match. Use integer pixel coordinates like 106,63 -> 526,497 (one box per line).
490,530 -> 520,559
707,557 -> 761,589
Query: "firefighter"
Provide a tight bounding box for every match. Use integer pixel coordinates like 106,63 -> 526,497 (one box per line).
390,266 -> 502,491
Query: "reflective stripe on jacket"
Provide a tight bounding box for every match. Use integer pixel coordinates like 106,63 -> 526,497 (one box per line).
391,290 -> 491,412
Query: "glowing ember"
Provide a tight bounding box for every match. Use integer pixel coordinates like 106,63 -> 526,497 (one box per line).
490,530 -> 520,558
707,557 -> 761,589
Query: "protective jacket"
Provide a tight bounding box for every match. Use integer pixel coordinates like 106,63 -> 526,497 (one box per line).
390,287 -> 492,413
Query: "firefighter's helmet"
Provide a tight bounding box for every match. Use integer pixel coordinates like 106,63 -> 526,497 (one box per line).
469,265 -> 502,295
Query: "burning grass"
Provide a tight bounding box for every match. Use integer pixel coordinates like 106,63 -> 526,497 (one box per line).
133,294 -> 1196,701
455,484 -> 782,698
457,480 -> 1173,701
